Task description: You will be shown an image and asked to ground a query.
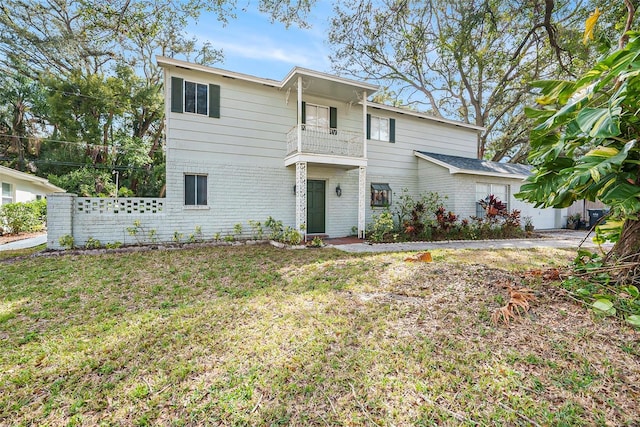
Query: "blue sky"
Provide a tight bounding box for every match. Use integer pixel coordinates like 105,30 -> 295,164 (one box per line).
186,2 -> 334,80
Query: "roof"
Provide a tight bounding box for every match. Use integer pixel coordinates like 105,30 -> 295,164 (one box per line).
368,103 -> 485,132
157,56 -> 378,103
0,165 -> 66,193
415,151 -> 531,179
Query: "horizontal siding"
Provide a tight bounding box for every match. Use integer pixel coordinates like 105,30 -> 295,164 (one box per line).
366,108 -> 478,179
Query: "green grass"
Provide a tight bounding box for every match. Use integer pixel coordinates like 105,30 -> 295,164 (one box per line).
0,243 -> 46,260
0,245 -> 638,426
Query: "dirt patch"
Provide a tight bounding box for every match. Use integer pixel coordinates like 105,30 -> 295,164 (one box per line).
0,231 -> 45,245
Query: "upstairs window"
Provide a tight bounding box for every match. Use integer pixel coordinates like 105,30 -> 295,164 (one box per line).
371,183 -> 392,207
367,114 -> 395,142
184,174 -> 207,206
371,116 -> 389,141
302,102 -> 338,132
171,77 -> 220,118
305,103 -> 329,129
184,81 -> 208,115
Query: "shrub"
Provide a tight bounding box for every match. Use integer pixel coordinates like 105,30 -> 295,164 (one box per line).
58,234 -> 75,249
368,211 -> 395,242
282,226 -> 303,245
0,199 -> 46,234
85,237 -> 102,249
127,220 -> 158,245
265,216 -> 284,240
248,220 -> 264,240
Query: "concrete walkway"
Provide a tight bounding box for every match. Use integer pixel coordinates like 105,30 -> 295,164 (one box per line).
0,234 -> 47,251
330,230 -> 612,253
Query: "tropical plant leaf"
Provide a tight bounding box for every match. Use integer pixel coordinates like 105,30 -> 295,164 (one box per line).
594,219 -> 624,244
531,80 -> 576,105
575,107 -> 621,138
600,182 -> 640,214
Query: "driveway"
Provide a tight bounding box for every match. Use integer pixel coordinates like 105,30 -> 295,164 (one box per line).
331,229 -> 612,253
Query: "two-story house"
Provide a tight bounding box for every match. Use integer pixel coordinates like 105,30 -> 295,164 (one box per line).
159,56 -> 561,239
46,57 -> 562,249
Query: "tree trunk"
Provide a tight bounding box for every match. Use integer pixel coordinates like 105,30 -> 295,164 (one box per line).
606,219 -> 640,285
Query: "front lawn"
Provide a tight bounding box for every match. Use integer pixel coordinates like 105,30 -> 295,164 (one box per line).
1,245 -> 638,426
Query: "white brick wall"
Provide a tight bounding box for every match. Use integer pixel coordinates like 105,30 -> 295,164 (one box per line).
47,163 -> 366,249
47,193 -> 75,250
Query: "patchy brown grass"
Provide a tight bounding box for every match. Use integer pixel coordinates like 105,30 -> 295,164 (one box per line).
0,245 -> 638,426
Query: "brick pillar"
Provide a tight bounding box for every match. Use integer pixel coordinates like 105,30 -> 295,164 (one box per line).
47,193 -> 76,250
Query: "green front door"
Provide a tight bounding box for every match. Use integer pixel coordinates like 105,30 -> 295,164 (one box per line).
307,180 -> 325,233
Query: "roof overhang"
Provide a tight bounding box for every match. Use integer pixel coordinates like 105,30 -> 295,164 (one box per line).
370,103 -> 485,132
157,56 -> 281,87
0,165 -> 66,193
281,68 -> 379,104
157,56 -> 379,103
414,151 -> 529,180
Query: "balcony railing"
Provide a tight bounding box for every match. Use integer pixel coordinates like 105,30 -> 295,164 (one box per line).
286,125 -> 364,158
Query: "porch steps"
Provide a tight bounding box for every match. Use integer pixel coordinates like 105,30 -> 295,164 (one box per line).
305,233 -> 329,242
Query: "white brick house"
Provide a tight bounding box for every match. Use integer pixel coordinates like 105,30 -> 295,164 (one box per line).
46,57 -> 563,248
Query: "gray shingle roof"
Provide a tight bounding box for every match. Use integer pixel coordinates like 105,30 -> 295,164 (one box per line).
416,151 -> 531,177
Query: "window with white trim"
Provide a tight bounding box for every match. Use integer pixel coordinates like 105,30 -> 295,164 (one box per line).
367,114 -> 395,142
1,182 -> 12,205
184,81 -> 208,115
305,103 -> 330,129
476,183 -> 509,216
184,174 -> 207,206
370,116 -> 389,141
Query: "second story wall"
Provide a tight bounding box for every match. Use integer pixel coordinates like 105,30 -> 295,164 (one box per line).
366,105 -> 480,178
165,67 -> 369,169
166,67 -> 293,168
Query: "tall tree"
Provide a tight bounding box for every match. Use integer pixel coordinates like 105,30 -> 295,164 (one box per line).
0,66 -> 48,170
517,5 -> 640,282
329,0 -> 590,161
0,0 -> 315,194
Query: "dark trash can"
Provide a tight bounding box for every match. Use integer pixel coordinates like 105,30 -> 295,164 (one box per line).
588,209 -> 606,227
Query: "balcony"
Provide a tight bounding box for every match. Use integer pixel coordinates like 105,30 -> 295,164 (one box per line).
285,125 -> 366,168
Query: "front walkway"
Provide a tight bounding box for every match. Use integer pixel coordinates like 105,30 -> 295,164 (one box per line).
328,230 -> 611,253
0,234 -> 47,251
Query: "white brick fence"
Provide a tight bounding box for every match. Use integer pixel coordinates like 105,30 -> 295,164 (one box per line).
47,193 -> 169,250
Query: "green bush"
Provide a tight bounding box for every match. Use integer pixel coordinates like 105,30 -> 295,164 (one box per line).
0,199 -> 47,234
85,237 -> 102,249
368,211 -> 395,243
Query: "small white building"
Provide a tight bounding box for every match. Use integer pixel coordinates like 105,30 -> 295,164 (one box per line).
0,165 -> 65,206
46,58 -> 563,248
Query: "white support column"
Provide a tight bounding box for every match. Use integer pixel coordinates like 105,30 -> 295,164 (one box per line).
297,76 -> 303,154
362,90 -> 368,158
359,90 -> 368,239
358,166 -> 366,239
296,161 -> 307,235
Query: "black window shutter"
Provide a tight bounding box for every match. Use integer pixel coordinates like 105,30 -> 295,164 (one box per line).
301,101 -> 306,124
330,107 -> 337,128
209,84 -> 220,118
389,118 -> 396,143
366,114 -> 371,139
171,77 -> 183,113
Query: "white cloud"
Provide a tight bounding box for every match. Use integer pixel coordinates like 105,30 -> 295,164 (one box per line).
186,8 -> 332,78
215,38 -> 317,67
